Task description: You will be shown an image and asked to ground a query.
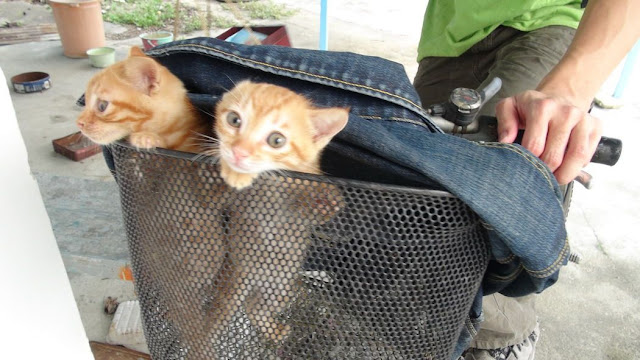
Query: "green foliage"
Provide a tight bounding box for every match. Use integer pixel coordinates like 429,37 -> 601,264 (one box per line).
181,11 -> 236,34
103,0 -> 175,28
224,0 -> 297,20
182,15 -> 202,33
102,0 -> 295,32
210,14 -> 237,29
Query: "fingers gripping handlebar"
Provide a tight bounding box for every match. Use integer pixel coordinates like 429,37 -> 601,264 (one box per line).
509,122 -> 621,166
426,78 -> 623,168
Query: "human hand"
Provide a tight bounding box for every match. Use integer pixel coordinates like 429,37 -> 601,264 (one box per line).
495,90 -> 603,185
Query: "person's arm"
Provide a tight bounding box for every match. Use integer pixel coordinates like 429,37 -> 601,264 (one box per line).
496,0 -> 640,184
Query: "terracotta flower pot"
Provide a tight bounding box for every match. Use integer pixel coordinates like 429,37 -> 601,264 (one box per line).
50,0 -> 106,58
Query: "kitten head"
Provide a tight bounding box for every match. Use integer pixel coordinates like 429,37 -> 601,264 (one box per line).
215,81 -> 349,180
76,46 -> 169,145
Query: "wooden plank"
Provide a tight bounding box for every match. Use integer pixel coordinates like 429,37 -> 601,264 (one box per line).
0,23 -> 59,45
89,341 -> 151,360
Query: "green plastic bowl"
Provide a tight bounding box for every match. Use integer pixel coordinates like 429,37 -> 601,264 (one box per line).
140,31 -> 174,50
86,47 -> 116,68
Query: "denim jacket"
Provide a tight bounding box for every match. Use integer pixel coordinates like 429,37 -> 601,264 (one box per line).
114,37 -> 569,358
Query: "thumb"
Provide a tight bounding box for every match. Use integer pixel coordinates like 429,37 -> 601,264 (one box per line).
495,97 -> 520,143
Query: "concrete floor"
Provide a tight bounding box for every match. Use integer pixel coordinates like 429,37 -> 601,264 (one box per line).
1,1 -> 639,358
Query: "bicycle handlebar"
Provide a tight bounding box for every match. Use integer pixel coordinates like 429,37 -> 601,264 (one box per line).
592,136 -> 622,166
436,114 -> 624,167
511,129 -> 621,166
428,82 -> 623,167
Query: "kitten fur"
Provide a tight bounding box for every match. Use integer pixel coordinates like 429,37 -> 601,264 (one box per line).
76,46 -> 210,152
203,81 -> 348,350
214,80 -> 349,189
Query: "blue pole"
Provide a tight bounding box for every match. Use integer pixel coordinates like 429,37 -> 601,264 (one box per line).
613,39 -> 640,99
319,0 -> 328,50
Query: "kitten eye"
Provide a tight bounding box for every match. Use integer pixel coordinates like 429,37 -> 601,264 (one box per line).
267,132 -> 287,148
226,111 -> 242,128
97,100 -> 109,112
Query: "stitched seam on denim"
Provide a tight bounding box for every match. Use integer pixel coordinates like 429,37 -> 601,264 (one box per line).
478,143 -> 554,189
483,222 -> 567,276
523,236 -> 570,278
478,142 -> 569,273
496,254 -> 516,264
524,236 -> 569,277
161,44 -> 439,131
486,217 -> 568,274
485,265 -> 523,282
166,43 -> 426,112
480,142 -> 567,216
359,115 -> 430,128
465,316 -> 478,337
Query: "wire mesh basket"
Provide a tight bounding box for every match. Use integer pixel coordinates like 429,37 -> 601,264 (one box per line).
112,142 -> 490,360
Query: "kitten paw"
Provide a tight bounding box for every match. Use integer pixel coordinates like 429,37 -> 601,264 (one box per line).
220,162 -> 257,189
129,132 -> 165,149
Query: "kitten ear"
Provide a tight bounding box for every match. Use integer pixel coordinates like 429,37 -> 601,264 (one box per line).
124,57 -> 160,96
128,46 -> 147,58
309,107 -> 349,149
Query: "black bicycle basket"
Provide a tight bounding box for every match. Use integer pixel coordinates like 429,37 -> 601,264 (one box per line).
111,141 -> 489,360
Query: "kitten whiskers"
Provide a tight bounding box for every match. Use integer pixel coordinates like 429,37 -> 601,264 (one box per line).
190,132 -> 221,164
224,74 -> 238,90
191,131 -> 219,144
196,107 -> 216,119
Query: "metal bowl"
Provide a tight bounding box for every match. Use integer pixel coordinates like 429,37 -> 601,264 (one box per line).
11,72 -> 51,94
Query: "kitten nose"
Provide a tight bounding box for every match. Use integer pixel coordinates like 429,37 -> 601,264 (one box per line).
232,147 -> 250,162
77,120 -> 84,129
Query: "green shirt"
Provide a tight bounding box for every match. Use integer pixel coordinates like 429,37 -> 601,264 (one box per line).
417,0 -> 584,60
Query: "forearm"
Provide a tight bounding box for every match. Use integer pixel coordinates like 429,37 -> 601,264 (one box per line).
537,0 -> 640,110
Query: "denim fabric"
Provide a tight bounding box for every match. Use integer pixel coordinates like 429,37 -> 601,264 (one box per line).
110,37 -> 569,358
452,289 -> 485,357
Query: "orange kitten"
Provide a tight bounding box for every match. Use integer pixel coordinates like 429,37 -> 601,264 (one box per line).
76,46 -> 210,152
214,80 -> 349,189
203,81 -> 348,348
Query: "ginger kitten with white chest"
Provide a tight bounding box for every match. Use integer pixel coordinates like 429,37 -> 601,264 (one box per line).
203,81 -> 349,349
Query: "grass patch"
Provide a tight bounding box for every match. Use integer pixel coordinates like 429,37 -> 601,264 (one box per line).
103,0 -> 175,28
183,15 -> 203,34
181,13 -> 236,34
224,0 -> 297,20
102,0 -> 296,35
210,14 -> 237,29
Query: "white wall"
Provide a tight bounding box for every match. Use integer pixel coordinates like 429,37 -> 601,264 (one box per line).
0,68 -> 93,359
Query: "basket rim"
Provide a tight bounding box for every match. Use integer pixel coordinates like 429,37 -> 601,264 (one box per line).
113,141 -> 460,199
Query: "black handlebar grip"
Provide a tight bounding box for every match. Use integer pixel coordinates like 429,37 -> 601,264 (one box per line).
591,136 -> 622,166
513,127 -> 621,166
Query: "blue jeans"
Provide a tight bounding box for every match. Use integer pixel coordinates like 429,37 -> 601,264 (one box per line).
415,25 -> 578,352
109,37 -> 570,358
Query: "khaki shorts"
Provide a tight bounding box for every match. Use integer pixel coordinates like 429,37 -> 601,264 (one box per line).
413,25 -> 576,349
414,25 -> 576,117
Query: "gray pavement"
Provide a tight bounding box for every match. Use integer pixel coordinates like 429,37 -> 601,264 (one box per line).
1,0 -> 639,358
